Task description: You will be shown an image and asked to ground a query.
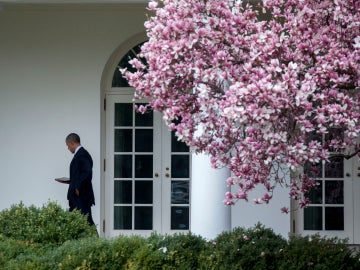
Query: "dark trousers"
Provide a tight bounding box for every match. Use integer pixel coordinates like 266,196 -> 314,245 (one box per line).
69,198 -> 95,226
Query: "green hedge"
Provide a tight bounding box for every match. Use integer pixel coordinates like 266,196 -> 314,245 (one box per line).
129,232 -> 207,270
200,223 -> 287,270
0,202 -> 96,245
1,203 -> 359,270
278,235 -> 359,270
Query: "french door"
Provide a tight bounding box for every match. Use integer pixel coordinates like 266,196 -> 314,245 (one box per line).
295,134 -> 360,244
104,94 -> 191,237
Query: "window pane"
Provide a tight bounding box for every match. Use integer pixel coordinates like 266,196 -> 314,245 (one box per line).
135,155 -> 153,178
135,206 -> 153,230
114,206 -> 132,230
325,207 -> 344,230
135,104 -> 153,127
171,181 -> 189,204
304,162 -> 322,178
325,128 -> 344,152
304,207 -> 322,230
135,129 -> 153,152
114,180 -> 132,204
115,129 -> 132,152
325,128 -> 343,142
325,157 -> 344,178
171,155 -> 190,178
171,131 -> 189,152
114,155 -> 132,178
112,67 -> 130,87
135,181 -> 153,204
325,181 -> 344,204
306,181 -> 322,204
112,50 -> 137,88
171,207 -> 189,230
306,131 -> 322,144
115,103 -> 133,127
112,43 -> 146,87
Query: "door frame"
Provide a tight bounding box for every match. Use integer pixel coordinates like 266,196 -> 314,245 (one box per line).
104,93 -> 162,237
351,154 -> 360,244
293,156 -> 359,244
100,32 -> 147,236
103,93 -> 191,237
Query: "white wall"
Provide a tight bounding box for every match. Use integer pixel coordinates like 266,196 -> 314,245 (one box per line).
231,183 -> 290,238
0,3 -> 291,238
0,3 -> 147,230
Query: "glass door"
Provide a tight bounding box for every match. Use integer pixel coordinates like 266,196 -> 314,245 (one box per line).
295,130 -> 357,243
161,127 -> 191,233
104,94 -> 190,237
302,156 -> 353,237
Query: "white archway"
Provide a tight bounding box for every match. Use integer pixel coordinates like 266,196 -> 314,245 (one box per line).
99,31 -> 231,239
100,31 -> 147,236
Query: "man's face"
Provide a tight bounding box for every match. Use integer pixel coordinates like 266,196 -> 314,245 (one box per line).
66,141 -> 77,153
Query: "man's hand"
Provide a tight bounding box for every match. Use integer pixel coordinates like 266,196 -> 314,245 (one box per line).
75,189 -> 80,196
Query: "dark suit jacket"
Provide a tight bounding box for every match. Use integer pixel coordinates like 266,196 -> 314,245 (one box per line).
67,147 -> 95,207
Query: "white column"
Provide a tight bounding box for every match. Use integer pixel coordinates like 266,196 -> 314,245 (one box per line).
191,153 -> 231,239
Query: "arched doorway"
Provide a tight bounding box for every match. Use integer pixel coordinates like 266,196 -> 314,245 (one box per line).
100,35 -> 191,237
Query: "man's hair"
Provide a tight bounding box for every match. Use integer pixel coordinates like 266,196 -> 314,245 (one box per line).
66,133 -> 81,144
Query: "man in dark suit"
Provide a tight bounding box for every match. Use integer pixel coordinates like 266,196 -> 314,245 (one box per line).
65,133 -> 95,226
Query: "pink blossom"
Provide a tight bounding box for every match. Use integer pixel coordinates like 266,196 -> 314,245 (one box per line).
262,193 -> 272,204
137,105 -> 147,114
254,198 -> 262,204
226,177 -> 234,186
223,198 -> 234,205
148,1 -> 158,11
125,0 -> 360,211
299,198 -> 311,208
236,190 -> 248,201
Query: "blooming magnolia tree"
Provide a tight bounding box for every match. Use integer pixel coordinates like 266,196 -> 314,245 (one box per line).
124,0 -> 360,211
